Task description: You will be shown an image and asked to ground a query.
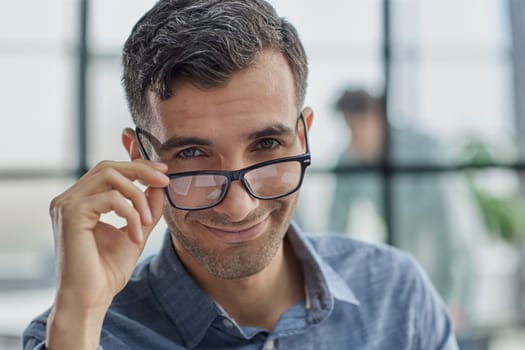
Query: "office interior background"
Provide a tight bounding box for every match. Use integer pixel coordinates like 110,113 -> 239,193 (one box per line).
1,0 -> 525,349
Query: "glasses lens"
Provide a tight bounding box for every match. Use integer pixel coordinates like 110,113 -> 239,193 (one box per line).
167,174 -> 228,209
245,161 -> 302,199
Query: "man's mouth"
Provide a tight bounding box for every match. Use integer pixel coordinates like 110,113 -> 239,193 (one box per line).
200,217 -> 269,244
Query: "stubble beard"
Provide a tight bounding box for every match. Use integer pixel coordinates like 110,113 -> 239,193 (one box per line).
162,200 -> 295,280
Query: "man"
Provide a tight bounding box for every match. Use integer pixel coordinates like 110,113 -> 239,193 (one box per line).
329,88 -> 451,240
24,1 -> 458,349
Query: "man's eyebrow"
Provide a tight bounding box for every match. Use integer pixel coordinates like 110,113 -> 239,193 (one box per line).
158,123 -> 295,150
248,123 -> 295,140
160,136 -> 211,150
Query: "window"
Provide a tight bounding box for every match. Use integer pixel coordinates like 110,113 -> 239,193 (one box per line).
2,1 -> 524,348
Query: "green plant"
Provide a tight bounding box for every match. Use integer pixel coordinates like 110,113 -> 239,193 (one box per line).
463,139 -> 525,243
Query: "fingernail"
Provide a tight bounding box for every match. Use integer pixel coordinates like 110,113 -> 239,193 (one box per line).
155,170 -> 170,181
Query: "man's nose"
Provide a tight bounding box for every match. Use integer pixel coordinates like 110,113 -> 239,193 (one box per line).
212,179 -> 258,222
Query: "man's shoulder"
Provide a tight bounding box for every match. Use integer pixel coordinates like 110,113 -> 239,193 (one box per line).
302,233 -> 438,319
299,233 -> 457,349
23,308 -> 50,348
303,233 -> 426,292
305,233 -> 414,267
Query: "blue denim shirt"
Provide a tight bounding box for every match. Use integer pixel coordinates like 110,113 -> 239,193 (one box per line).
23,223 -> 458,349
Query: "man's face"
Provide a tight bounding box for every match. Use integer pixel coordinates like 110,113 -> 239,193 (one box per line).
145,50 -> 310,280
344,110 -> 384,161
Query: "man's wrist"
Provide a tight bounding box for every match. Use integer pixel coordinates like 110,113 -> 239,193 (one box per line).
45,302 -> 107,350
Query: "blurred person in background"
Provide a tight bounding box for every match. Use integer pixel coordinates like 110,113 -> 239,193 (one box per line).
330,88 -> 481,348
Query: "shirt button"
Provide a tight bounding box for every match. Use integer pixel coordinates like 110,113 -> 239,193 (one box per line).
222,318 -> 234,329
264,338 -> 275,350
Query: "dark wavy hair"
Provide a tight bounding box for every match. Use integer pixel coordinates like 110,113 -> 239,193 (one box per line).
335,88 -> 385,118
122,0 -> 308,127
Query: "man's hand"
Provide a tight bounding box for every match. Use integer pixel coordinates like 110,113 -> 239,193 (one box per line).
45,160 -> 170,349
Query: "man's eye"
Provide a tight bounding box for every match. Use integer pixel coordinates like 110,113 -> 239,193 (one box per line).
176,147 -> 205,158
255,138 -> 281,150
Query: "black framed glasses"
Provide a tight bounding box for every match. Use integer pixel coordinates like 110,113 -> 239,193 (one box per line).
136,113 -> 311,211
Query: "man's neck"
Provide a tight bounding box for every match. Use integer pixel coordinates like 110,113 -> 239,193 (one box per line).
181,238 -> 305,330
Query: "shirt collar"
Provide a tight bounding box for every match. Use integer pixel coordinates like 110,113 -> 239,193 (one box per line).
287,222 -> 359,324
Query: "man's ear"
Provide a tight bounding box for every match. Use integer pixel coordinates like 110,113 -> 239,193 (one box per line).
122,127 -> 143,161
299,107 -> 314,146
302,107 -> 314,130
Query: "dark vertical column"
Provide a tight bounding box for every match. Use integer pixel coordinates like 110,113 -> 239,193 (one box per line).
382,0 -> 394,245
77,0 -> 89,178
508,0 -> 525,320
510,0 -> 525,156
